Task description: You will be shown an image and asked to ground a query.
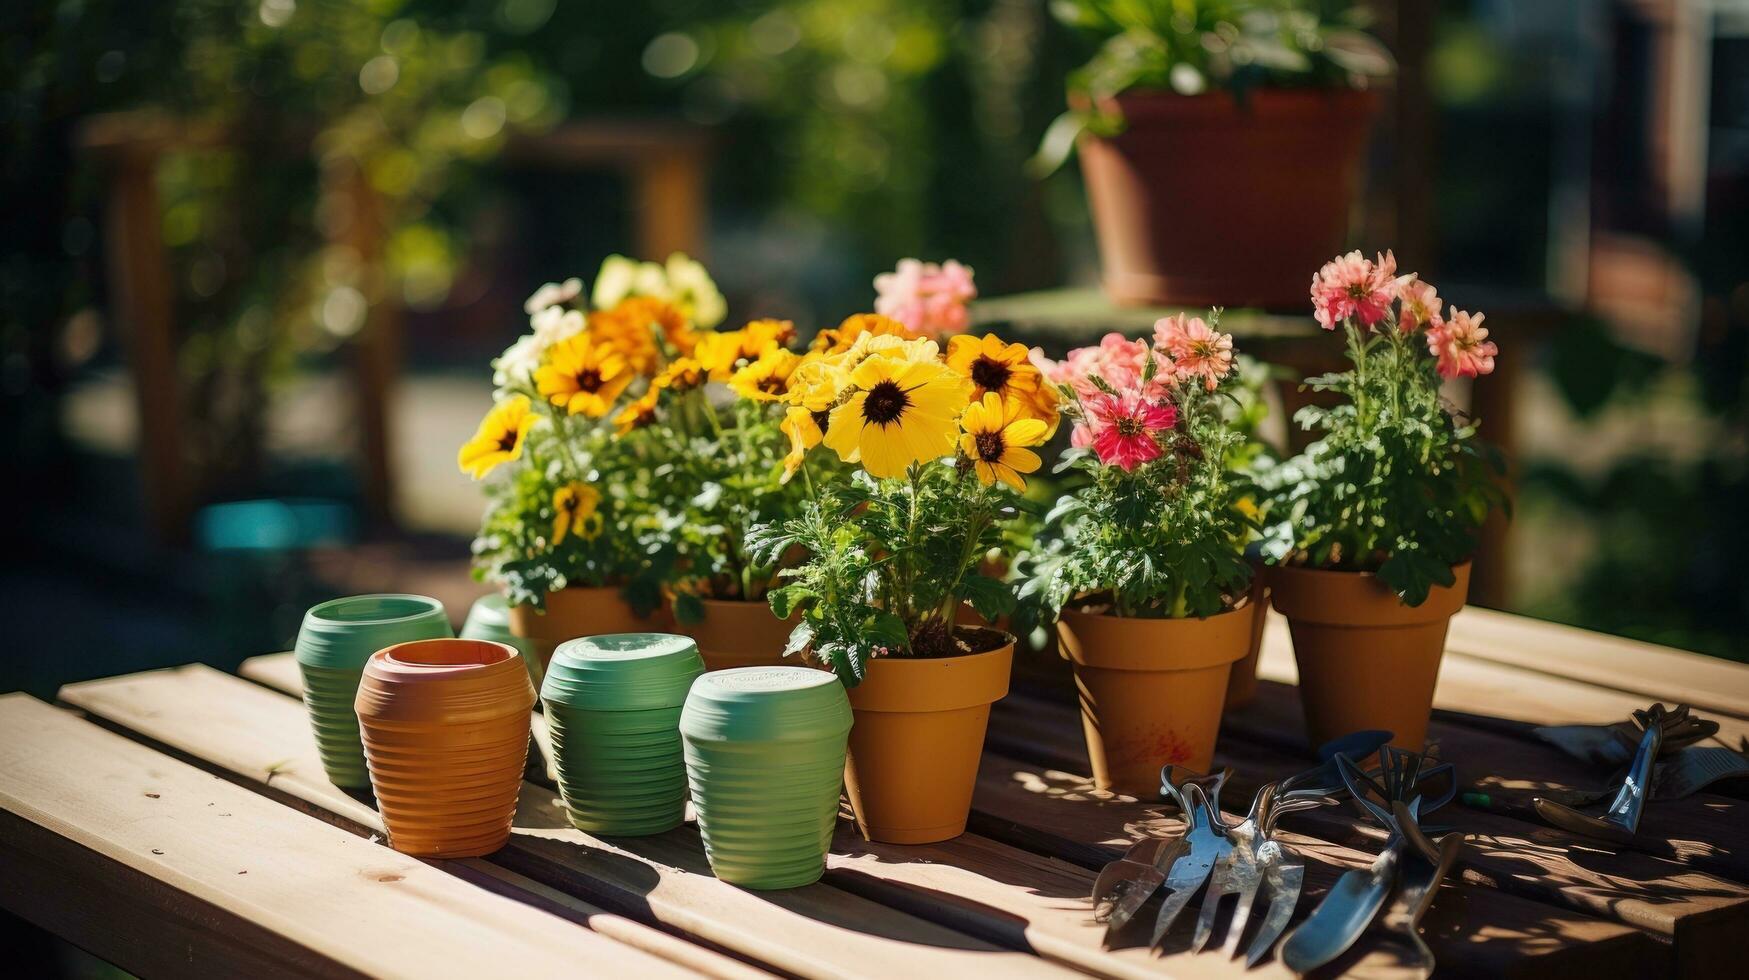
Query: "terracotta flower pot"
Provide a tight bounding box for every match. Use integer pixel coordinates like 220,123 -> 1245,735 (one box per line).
1270,562 -> 1471,752
680,666 -> 852,889
541,633 -> 705,835
676,598 -> 796,672
1079,88 -> 1379,307
354,638 -> 535,858
843,632 -> 1013,844
1058,607 -> 1249,794
461,592 -> 542,691
294,594 -> 453,788
1224,570 -> 1274,711
508,586 -> 662,673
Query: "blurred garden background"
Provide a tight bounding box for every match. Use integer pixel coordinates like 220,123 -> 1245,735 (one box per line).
4,0 -> 1749,716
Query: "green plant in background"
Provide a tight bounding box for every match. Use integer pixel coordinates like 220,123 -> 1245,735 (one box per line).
1034,0 -> 1393,172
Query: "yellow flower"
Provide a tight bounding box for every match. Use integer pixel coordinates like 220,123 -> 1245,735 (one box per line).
810,312 -> 915,354
535,334 -> 632,417
729,348 -> 801,402
824,354 -> 969,479
692,329 -> 745,380
587,297 -> 682,375
1021,377 -> 1063,440
654,357 -> 705,393
740,318 -> 796,357
552,482 -> 603,545
958,393 -> 1048,491
780,405 -> 827,483
947,333 -> 1040,403
457,396 -> 535,479
613,389 -> 660,436
786,352 -> 850,412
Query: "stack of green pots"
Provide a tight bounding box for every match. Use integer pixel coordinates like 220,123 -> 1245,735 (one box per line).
294,594 -> 452,788
680,666 -> 852,889
460,593 -> 542,691
540,633 -> 706,835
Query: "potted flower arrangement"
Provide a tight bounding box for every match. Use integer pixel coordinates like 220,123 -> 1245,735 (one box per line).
748,318 -> 1056,844
1262,250 -> 1506,751
459,254 -> 725,666
1021,314 -> 1256,794
1038,0 -> 1393,307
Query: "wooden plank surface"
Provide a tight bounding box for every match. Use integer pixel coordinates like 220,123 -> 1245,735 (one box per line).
0,694 -> 685,980
62,664 -> 1075,980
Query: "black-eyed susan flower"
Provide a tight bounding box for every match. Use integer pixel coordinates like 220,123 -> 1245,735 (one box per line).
535,334 -> 632,417
809,312 -> 915,354
959,392 -> 1048,491
692,329 -> 746,380
946,333 -> 1040,403
729,348 -> 801,402
824,354 -> 969,479
552,482 -> 603,545
654,357 -> 705,393
613,389 -> 660,437
457,396 -> 535,479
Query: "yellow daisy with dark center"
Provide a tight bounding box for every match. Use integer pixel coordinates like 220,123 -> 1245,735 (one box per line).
823,354 -> 969,479
551,482 -> 603,544
729,348 -> 801,402
958,392 -> 1047,491
457,396 -> 535,479
535,334 -> 632,417
947,333 -> 1040,402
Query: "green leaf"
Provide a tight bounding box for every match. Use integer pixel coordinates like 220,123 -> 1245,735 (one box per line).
867,611 -> 909,654
782,618 -> 815,659
672,591 -> 705,626
768,584 -> 814,620
959,573 -> 1017,622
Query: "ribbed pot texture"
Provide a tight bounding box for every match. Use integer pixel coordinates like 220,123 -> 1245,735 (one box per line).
541,633 -> 705,835
844,634 -> 1013,844
354,638 -> 535,858
1270,562 -> 1471,752
1079,88 -> 1378,307
681,666 -> 851,889
676,598 -> 796,672
294,594 -> 452,788
508,586 -> 662,673
1058,606 -> 1249,794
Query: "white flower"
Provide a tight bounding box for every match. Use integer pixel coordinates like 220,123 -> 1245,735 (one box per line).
664,252 -> 726,328
523,277 -> 583,316
493,308 -> 585,389
589,252 -> 726,328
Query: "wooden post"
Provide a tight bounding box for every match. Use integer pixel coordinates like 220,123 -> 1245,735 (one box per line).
633,151 -> 706,259
329,162 -> 399,532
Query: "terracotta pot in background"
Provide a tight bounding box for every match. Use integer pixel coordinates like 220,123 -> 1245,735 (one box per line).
294,594 -> 452,789
1270,562 -> 1471,752
1058,606 -> 1249,794
354,638 -> 535,858
509,586 -> 662,672
461,592 -> 542,691
844,633 -> 1013,844
677,598 -> 796,671
1224,569 -> 1274,711
1079,88 -> 1379,307
680,666 -> 852,889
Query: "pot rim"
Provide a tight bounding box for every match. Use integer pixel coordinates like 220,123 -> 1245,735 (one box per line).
1270,561 -> 1472,625
305,593 -> 446,629
1058,604 -> 1251,672
371,638 -> 526,682
1089,85 -> 1381,117
848,633 -> 1014,714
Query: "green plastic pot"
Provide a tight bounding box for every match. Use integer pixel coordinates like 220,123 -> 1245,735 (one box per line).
540,633 -> 705,835
294,594 -> 452,788
461,593 -> 542,691
680,666 -> 851,889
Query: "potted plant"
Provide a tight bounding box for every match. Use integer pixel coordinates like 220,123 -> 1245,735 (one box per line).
748,318 -> 1055,844
1261,250 -> 1506,751
461,254 -> 727,667
1038,0 -> 1394,307
1021,314 -> 1257,794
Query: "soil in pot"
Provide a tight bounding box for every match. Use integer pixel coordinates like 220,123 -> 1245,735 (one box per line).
843,627 -> 1013,844
676,597 -> 797,672
1270,562 -> 1471,752
1058,606 -> 1250,794
1079,88 -> 1379,308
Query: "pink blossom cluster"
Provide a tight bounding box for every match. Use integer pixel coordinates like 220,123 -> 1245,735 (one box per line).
1309,250 -> 1498,379
1029,315 -> 1235,472
873,258 -> 977,339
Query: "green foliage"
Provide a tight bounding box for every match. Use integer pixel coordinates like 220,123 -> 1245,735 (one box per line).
749,467 -> 1026,685
1260,322 -> 1506,606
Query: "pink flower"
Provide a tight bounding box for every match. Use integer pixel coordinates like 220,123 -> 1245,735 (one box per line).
1084,391 -> 1177,472
1033,333 -> 1165,401
1153,313 -> 1235,391
1425,309 -> 1497,378
874,258 -> 977,339
1310,250 -> 1400,330
1397,276 -> 1443,334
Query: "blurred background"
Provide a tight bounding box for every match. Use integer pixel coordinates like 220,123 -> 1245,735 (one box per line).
4,0 -> 1748,706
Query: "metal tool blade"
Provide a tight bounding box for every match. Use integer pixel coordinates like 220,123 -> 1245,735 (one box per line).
1279,843 -> 1400,974
1243,843 -> 1302,968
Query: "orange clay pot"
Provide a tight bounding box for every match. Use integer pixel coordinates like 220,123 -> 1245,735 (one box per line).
1058,606 -> 1250,795
844,631 -> 1013,844
1270,562 -> 1471,752
354,638 -> 535,858
677,598 -> 797,671
1224,570 -> 1274,711
509,586 -> 663,672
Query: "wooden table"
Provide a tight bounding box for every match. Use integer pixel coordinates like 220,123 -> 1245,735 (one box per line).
5,608 -> 1746,978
